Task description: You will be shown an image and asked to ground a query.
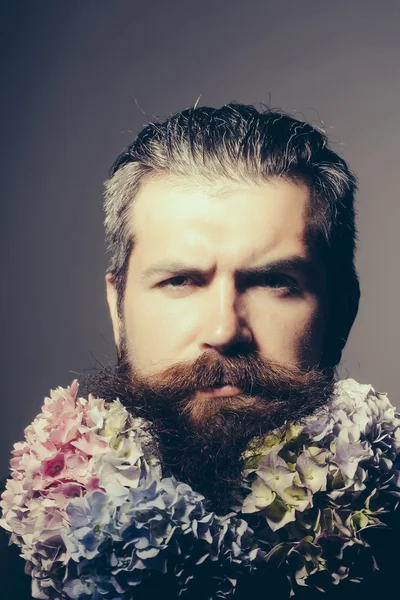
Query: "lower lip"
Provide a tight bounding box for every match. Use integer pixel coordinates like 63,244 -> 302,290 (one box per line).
197,385 -> 242,397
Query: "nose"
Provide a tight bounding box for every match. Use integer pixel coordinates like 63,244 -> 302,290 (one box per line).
200,277 -> 253,354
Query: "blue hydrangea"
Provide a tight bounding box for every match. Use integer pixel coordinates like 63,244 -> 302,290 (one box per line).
60,474 -> 260,599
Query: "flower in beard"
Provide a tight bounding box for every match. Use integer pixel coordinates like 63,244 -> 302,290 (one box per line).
296,448 -> 329,494
243,440 -> 314,531
61,475 -> 258,599
239,378 -> 400,594
0,380 -> 157,599
63,491 -> 117,562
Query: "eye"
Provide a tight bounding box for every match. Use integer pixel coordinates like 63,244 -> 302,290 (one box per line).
157,276 -> 194,289
251,273 -> 300,295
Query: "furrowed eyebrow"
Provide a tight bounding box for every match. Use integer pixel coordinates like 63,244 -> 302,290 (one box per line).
140,256 -> 318,282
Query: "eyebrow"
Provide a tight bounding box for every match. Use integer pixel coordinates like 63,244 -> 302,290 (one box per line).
140,256 -> 319,283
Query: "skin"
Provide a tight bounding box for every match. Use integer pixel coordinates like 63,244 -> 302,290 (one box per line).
106,175 -> 328,385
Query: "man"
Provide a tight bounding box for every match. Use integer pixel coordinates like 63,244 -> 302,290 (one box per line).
90,103 -> 398,598
95,103 -> 359,514
1,104 -> 398,599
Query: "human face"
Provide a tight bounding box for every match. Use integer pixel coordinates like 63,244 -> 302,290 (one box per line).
106,175 -> 328,383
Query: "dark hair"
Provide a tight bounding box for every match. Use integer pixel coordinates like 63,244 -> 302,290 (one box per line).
104,103 -> 360,368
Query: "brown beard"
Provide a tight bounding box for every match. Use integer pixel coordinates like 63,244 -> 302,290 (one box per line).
80,347 -> 336,514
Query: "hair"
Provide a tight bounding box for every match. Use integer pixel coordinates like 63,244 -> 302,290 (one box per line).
103,103 -> 360,368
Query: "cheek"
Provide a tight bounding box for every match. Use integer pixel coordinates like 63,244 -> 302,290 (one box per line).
289,299 -> 326,360
123,291 -> 188,370
255,298 -> 325,360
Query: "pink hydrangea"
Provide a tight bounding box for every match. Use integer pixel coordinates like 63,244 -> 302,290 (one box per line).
0,381 -> 120,556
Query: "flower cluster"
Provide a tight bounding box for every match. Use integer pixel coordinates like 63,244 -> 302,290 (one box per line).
1,378 -> 400,598
241,379 -> 400,589
0,381 -> 156,596
0,381 -> 257,599
60,480 -> 256,600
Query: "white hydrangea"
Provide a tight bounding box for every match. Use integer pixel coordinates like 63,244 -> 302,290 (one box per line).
243,378 -> 400,533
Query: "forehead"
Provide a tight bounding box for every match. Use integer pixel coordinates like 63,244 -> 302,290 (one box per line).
129,175 -> 312,268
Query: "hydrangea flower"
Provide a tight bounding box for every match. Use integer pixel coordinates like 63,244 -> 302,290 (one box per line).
1,378 -> 400,598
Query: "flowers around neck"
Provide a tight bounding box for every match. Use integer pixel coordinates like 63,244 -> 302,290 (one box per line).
1,378 -> 400,599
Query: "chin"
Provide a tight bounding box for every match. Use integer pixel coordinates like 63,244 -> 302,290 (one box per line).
182,393 -> 264,425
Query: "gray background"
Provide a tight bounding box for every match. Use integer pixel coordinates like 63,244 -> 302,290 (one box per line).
1,0 -> 399,476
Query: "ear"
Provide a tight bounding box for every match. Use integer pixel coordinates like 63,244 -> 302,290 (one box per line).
105,273 -> 121,347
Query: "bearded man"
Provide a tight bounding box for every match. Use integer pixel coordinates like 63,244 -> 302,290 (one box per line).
1,104 -> 399,599
96,103 -> 357,514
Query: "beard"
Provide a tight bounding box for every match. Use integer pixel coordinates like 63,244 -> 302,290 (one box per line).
80,339 -> 336,514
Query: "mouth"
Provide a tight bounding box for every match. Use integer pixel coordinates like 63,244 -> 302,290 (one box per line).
196,385 -> 243,398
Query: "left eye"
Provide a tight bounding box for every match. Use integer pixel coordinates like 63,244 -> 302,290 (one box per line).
262,274 -> 296,288
248,274 -> 300,294
158,276 -> 193,288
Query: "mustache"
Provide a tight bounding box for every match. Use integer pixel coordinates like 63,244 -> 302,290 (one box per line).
123,349 -> 333,400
